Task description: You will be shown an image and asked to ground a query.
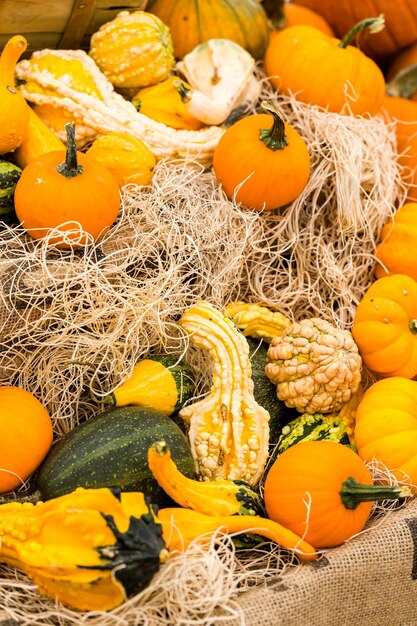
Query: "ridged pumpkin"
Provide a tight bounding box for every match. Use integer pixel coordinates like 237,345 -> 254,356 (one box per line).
352,274 -> 417,379
294,0 -> 417,59
0,35 -> 30,155
264,440 -> 411,548
212,101 -> 310,211
89,11 -> 175,89
355,377 -> 417,492
375,203 -> 417,281
0,386 -> 53,493
264,18 -> 386,116
147,0 -> 270,60
86,132 -> 156,188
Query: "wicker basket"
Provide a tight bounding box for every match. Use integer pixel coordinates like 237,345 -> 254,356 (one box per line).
0,0 -> 148,55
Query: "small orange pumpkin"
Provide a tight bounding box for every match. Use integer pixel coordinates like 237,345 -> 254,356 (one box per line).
355,377 -> 417,491
14,123 -> 120,248
264,18 -> 386,116
380,95 -> 417,202
0,35 -> 30,155
293,0 -> 417,60
387,45 -> 417,98
0,386 -> 53,493
375,203 -> 417,281
352,274 -> 417,378
264,440 -> 410,548
212,101 -> 310,211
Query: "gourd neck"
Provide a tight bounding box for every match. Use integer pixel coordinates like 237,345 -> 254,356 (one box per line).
259,101 -> 288,151
337,14 -> 385,49
56,123 -> 84,179
260,0 -> 286,30
340,476 -> 412,510
386,64 -> 417,100
409,319 -> 417,335
0,35 -> 27,87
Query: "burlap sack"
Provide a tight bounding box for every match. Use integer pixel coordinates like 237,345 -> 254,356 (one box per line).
225,499 -> 417,626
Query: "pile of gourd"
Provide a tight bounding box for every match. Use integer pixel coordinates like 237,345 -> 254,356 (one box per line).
1,0 -> 417,615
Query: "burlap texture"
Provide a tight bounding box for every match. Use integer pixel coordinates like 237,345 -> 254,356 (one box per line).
225,500 -> 417,626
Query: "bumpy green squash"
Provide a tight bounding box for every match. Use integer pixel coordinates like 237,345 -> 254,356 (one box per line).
0,161 -> 22,214
36,406 -> 196,505
276,412 -> 351,455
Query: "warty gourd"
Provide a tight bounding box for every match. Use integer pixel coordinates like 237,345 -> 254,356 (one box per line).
15,49 -> 224,165
178,301 -> 270,486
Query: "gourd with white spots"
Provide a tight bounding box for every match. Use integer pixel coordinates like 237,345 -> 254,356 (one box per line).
178,301 -> 270,486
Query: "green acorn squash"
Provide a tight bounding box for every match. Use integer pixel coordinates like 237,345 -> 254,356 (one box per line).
0,161 -> 22,214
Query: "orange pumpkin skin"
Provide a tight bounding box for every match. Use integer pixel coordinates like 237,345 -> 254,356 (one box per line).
14,137 -> 120,249
264,441 -> 374,548
0,386 -> 53,493
380,96 -> 417,202
294,0 -> 417,59
375,203 -> 417,281
355,377 -> 417,492
264,24 -> 386,116
283,3 -> 334,36
387,43 -> 417,97
148,0 -> 270,60
352,274 -> 417,378
212,109 -> 310,211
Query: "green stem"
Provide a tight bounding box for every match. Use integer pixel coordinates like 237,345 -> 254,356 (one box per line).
173,79 -> 191,103
386,64 -> 417,100
341,476 -> 412,510
260,0 -> 286,30
259,101 -> 288,151
337,14 -> 385,49
409,319 -> 417,335
56,122 -> 83,179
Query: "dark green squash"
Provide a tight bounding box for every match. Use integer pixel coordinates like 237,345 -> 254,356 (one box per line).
36,406 -> 196,505
0,161 -> 22,214
247,337 -> 298,445
104,355 -> 196,416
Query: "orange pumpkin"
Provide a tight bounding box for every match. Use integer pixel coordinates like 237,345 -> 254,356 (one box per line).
355,377 -> 417,491
375,203 -> 417,281
265,0 -> 334,38
0,386 -> 53,493
0,35 -> 30,155
14,123 -> 120,248
294,0 -> 417,60
352,274 -> 417,379
264,440 -> 410,548
380,95 -> 417,202
387,43 -> 417,96
212,102 -> 310,211
264,19 -> 386,116
148,0 -> 270,60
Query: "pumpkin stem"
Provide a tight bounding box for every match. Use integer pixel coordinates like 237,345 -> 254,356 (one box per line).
260,0 -> 286,30
386,64 -> 417,100
56,123 -> 84,179
340,476 -> 412,510
337,14 -> 385,49
174,80 -> 191,103
409,319 -> 417,335
0,35 -> 28,87
259,101 -> 288,151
